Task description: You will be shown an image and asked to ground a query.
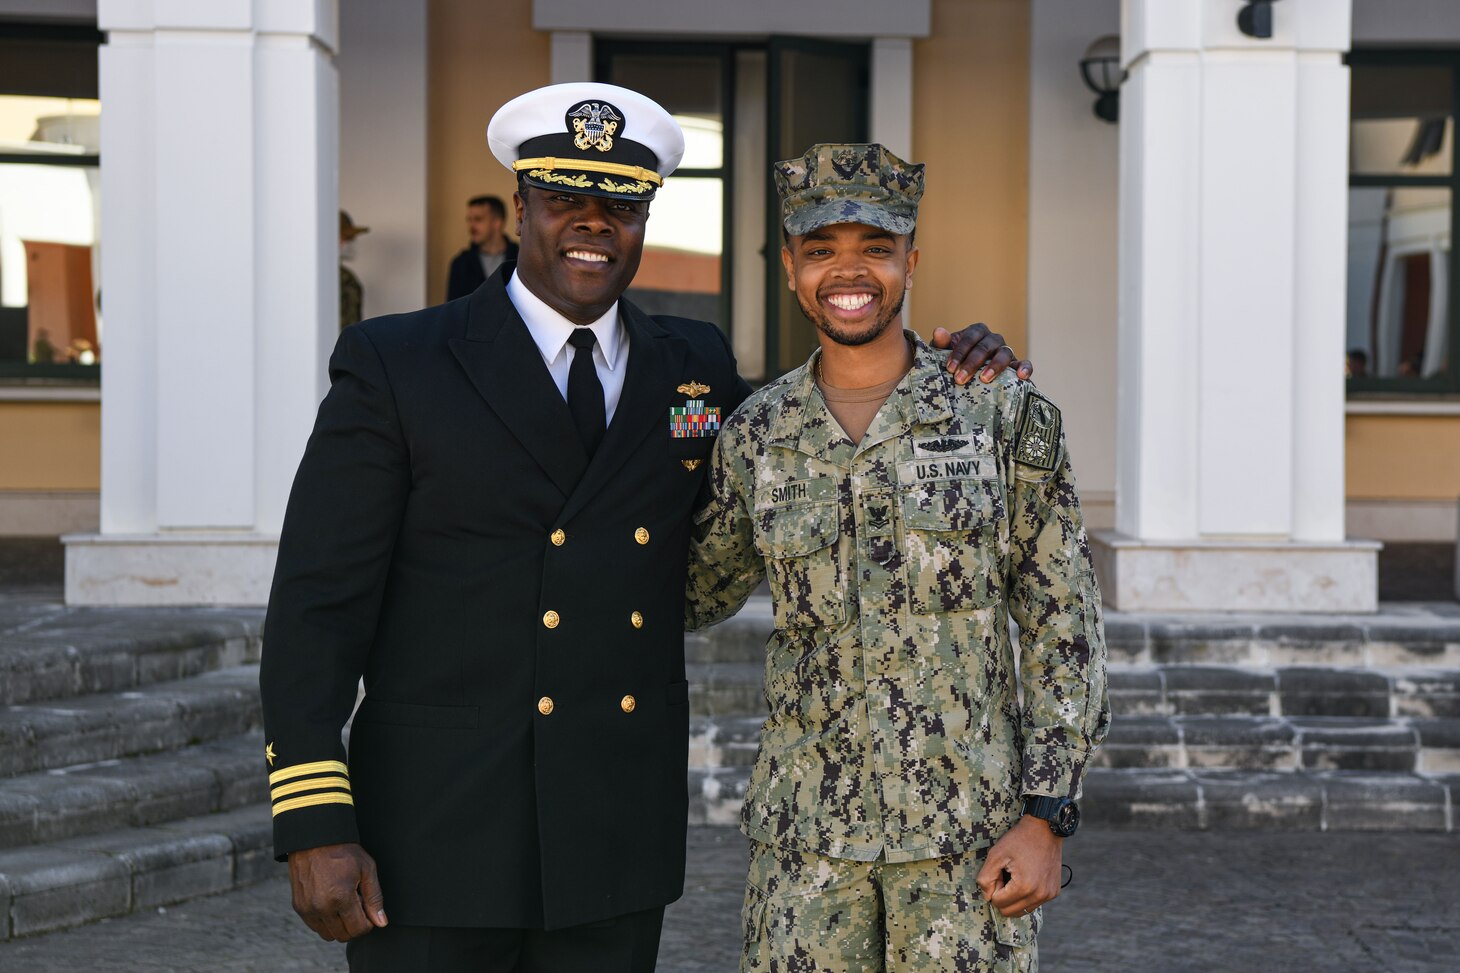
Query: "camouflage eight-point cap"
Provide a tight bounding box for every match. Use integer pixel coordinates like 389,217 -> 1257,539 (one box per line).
774,142 -> 925,237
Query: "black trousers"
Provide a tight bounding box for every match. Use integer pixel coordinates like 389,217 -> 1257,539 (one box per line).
345,907 -> 665,973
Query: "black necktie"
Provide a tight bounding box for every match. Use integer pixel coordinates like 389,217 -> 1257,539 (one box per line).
566,328 -> 606,457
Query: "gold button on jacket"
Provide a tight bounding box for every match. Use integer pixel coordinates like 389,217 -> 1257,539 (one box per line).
620,695 -> 637,714
550,529 -> 566,546
538,696 -> 555,716
630,611 -> 644,629
543,610 -> 560,629
634,527 -> 649,545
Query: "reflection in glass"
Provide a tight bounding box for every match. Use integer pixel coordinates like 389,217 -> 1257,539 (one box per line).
1347,187 -> 1450,379
628,175 -> 723,323
607,55 -> 723,168
606,55 -> 726,324
1350,65 -> 1452,177
0,96 -> 102,368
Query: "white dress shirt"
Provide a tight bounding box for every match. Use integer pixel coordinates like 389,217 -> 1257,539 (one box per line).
507,271 -> 629,424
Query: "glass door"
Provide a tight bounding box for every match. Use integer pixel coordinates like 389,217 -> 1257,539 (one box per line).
764,37 -> 869,375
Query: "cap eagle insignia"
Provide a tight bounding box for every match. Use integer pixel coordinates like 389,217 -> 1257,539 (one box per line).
568,101 -> 622,152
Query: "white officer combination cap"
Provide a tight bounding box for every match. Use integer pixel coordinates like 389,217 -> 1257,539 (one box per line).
487,82 -> 686,202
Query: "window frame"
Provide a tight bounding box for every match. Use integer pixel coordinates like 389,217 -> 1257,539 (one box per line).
594,39 -> 736,339
0,20 -> 103,385
1345,48 -> 1460,397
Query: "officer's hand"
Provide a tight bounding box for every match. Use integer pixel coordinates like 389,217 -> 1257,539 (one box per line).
931,324 -> 1033,386
288,842 -> 388,942
975,815 -> 1063,918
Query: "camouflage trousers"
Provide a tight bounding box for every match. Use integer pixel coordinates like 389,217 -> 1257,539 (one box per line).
741,840 -> 1039,973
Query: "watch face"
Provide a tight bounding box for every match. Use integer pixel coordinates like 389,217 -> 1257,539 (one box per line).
1054,801 -> 1080,837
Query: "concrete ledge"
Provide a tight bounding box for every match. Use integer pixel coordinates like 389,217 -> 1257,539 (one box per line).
696,596 -> 1460,668
0,804 -> 272,941
0,666 -> 260,777
1090,531 -> 1382,613
688,766 -> 1460,832
0,734 -> 266,851
0,613 -> 262,707
0,493 -> 99,537
62,534 -> 279,607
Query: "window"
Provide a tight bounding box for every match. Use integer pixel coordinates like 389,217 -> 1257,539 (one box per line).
598,37 -> 869,381
0,23 -> 102,382
598,43 -> 732,336
1346,51 -> 1459,393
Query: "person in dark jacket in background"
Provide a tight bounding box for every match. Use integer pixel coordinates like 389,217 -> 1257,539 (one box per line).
446,194 -> 519,300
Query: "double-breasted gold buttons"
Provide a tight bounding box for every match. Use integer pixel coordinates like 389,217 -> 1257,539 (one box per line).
538,696 -> 555,716
620,695 -> 637,714
630,611 -> 644,629
550,529 -> 566,546
634,527 -> 650,545
543,610 -> 560,629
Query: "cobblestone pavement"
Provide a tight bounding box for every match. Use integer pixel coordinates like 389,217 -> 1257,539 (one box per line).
0,828 -> 1455,972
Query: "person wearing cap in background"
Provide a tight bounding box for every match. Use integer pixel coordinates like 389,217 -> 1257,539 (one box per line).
262,85 -> 1030,973
686,144 -> 1110,972
340,210 -> 369,329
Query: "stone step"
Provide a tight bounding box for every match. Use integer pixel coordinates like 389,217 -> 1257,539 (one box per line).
688,715 -> 765,770
690,710 -> 1460,776
1097,715 -> 1460,774
0,600 -> 263,706
1111,665 -> 1460,718
0,732 -> 267,850
690,658 -> 1460,722
688,662 -> 767,718
691,598 -> 1460,668
0,665 -> 261,779
684,601 -> 773,665
1105,611 -> 1460,668
688,765 -> 1460,833
0,802 -> 273,941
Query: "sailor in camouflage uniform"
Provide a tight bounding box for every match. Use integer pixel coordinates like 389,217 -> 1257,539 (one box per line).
686,144 -> 1110,972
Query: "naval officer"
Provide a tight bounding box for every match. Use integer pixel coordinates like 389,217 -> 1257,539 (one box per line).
260,83 -> 1031,973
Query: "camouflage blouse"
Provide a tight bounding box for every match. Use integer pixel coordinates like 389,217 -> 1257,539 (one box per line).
687,334 -> 1110,863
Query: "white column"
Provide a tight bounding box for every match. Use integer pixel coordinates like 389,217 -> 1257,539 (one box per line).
869,38 -> 913,159
550,31 -> 592,85
1094,0 -> 1379,612
66,0 -> 340,606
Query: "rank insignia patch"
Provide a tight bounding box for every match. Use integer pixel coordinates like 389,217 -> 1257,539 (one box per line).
265,742 -> 276,767
670,398 -> 721,438
1015,390 -> 1061,471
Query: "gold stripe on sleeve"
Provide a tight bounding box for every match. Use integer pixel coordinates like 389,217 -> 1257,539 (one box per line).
271,776 -> 352,801
271,792 -> 355,817
268,760 -> 349,786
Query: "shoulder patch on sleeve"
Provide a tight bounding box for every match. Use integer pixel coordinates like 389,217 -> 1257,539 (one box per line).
1014,389 -> 1061,471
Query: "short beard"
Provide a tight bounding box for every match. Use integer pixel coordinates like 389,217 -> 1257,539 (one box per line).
800,290 -> 905,347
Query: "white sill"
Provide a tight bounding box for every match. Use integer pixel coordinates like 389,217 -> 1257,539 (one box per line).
1345,398 -> 1460,416
0,385 -> 101,403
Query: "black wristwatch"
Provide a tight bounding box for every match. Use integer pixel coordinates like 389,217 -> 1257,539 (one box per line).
1023,796 -> 1079,837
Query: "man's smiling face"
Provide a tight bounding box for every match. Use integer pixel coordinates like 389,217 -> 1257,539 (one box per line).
781,222 -> 919,347
513,185 -> 649,324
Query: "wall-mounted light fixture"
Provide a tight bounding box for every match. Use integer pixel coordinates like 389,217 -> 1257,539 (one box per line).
1237,0 -> 1281,39
1079,35 -> 1123,124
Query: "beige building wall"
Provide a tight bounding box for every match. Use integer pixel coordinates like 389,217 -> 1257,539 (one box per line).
0,402 -> 99,490
912,0 -> 1030,353
0,400 -> 100,535
427,0 -> 549,307
1347,416 -> 1460,500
